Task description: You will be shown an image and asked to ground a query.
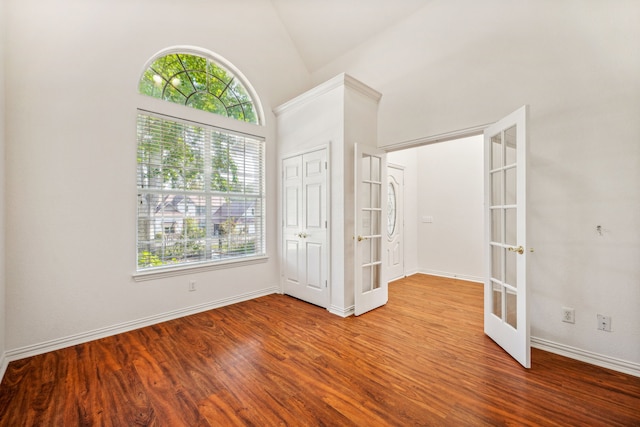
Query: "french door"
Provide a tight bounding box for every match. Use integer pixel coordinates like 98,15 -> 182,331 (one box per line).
484,105 -> 530,368
354,144 -> 388,316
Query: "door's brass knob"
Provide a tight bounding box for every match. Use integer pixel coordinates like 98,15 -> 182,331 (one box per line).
357,235 -> 368,242
508,246 -> 524,254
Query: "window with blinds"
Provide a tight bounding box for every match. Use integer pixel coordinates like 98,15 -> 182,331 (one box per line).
136,113 -> 265,270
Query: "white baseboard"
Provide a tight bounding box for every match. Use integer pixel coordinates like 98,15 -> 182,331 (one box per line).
0,352 -> 8,383
405,268 -> 420,277
328,304 -> 354,317
388,268 -> 419,282
418,269 -> 483,284
3,286 -> 279,367
532,337 -> 640,378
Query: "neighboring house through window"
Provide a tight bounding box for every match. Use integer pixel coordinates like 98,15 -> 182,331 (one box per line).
136,47 -> 266,272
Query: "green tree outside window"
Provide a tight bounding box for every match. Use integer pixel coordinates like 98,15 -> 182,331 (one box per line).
139,53 -> 259,124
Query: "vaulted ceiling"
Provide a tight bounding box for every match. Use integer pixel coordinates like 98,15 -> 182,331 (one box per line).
270,0 -> 430,72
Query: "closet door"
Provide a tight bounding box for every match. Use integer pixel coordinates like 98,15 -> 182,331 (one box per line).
282,148 -> 328,308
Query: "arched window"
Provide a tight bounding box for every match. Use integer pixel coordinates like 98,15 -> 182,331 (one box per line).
138,52 -> 261,124
135,48 -> 266,275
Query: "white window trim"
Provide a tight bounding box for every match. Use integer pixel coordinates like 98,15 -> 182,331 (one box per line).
137,97 -> 267,140
132,255 -> 269,282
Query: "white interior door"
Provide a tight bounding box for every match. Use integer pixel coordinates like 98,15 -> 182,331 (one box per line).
282,148 -> 328,308
354,144 -> 388,316
386,165 -> 404,281
484,105 -> 530,368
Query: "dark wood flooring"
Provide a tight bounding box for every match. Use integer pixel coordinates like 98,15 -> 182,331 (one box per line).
1,274 -> 639,426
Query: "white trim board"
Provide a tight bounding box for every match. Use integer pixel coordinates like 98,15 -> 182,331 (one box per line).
382,123 -> 488,152
531,337 -> 640,378
273,73 -> 381,117
133,256 -> 269,282
0,353 -> 7,384
418,269 -> 484,284
329,304 -> 354,318
1,287 -> 279,375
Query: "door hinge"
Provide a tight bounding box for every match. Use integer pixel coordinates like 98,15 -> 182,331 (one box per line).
325,161 -> 327,170
325,280 -> 328,288
325,220 -> 327,228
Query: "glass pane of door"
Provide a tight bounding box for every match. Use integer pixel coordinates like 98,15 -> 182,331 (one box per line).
360,154 -> 383,292
505,125 -> 517,165
489,126 -> 520,322
489,132 -> 504,322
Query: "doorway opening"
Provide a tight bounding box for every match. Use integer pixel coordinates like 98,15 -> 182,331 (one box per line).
386,134 -> 484,283
384,106 -> 530,368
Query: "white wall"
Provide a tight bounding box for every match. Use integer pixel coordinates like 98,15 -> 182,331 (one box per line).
417,137 -> 483,281
3,0 -> 310,354
0,0 -> 7,373
314,0 -> 640,370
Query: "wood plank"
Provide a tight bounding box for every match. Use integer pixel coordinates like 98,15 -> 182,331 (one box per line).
0,274 -> 638,426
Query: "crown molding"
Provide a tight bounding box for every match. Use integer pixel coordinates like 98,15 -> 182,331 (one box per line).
274,73 -> 381,116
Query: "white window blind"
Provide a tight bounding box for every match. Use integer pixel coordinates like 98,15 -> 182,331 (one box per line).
136,112 -> 265,271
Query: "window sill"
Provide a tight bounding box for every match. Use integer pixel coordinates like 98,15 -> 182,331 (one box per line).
132,255 -> 269,282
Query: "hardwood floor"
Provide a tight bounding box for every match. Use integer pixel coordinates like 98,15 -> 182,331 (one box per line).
1,274 -> 639,426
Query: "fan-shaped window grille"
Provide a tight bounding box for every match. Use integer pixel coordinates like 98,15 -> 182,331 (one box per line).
139,53 -> 260,124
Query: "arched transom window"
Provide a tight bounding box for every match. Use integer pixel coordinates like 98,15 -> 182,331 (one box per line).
139,52 -> 260,124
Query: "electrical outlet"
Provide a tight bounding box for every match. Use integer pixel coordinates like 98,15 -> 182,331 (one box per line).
189,280 -> 196,292
562,307 -> 575,324
597,314 -> 611,332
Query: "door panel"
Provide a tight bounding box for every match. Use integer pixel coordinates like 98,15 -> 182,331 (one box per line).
285,175 -> 300,227
285,240 -> 300,284
306,242 -> 323,290
484,105 -> 529,368
386,165 -> 404,281
355,144 -> 388,316
305,183 -> 322,228
283,156 -> 303,288
282,148 -> 329,308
